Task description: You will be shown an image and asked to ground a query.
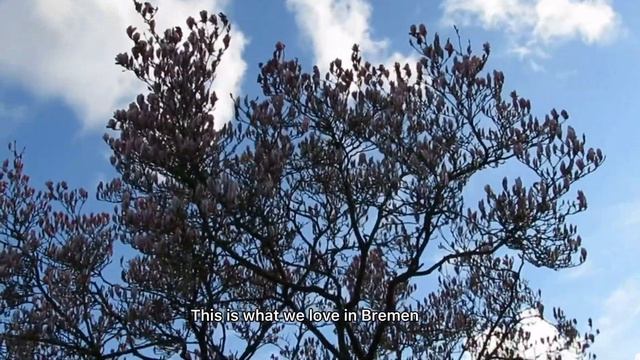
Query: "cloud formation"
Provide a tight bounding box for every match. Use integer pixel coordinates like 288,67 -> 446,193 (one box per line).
285,0 -> 416,73
441,0 -> 620,60
472,309 -> 582,359
594,277 -> 640,358
0,0 -> 246,130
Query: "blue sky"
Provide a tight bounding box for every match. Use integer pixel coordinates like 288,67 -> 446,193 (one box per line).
0,0 -> 638,358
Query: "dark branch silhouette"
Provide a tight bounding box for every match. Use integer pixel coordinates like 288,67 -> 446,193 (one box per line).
0,1 -> 601,359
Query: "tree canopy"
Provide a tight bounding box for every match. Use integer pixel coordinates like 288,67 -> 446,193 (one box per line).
0,2 -> 601,359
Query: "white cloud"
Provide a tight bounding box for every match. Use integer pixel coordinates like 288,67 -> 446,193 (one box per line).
528,60 -> 545,73
512,310 -> 579,359
593,277 -> 640,359
442,0 -> 534,33
0,0 -> 246,130
210,25 -> 247,130
533,0 -> 618,44
285,0 -> 417,73
635,352 -> 640,360
471,308 -> 582,359
441,0 -> 620,60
